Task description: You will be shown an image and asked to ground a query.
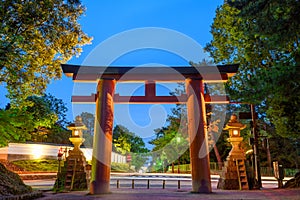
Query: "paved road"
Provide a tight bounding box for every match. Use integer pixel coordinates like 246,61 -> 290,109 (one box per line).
23,174 -> 299,200
24,173 -> 290,191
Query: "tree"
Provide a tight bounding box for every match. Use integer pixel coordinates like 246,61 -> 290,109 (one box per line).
112,125 -> 149,171
44,125 -> 71,145
26,95 -> 58,142
43,93 -> 69,126
80,112 -> 95,147
113,125 -> 132,154
0,0 -> 92,106
205,1 -> 300,138
0,93 -> 71,145
149,85 -> 190,172
0,108 -> 33,147
227,0 -> 300,61
25,93 -> 70,142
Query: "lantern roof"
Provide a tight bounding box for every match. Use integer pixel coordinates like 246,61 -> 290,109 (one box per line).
67,116 -> 87,130
224,114 -> 246,130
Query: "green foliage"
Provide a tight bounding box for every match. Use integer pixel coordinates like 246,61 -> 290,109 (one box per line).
111,162 -> 130,172
113,125 -> 149,171
228,0 -> 300,61
25,93 -> 71,143
113,125 -> 132,154
113,125 -> 148,154
205,1 -> 300,138
0,108 -> 33,147
266,135 -> 300,168
42,93 -> 69,126
80,112 -> 95,147
0,0 -> 92,106
0,93 -> 71,146
43,125 -> 71,144
149,96 -> 190,167
26,95 -> 58,129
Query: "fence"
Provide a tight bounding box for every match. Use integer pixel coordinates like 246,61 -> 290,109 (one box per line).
260,167 -> 299,177
112,179 -> 188,190
167,162 -> 299,177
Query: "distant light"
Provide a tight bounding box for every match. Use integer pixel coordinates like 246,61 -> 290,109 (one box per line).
32,146 -> 44,159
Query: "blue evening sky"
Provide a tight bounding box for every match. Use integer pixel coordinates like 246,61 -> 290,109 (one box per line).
1,0 -> 224,146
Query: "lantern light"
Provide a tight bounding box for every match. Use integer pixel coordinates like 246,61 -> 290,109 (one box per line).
74,130 -> 79,136
233,129 -> 239,136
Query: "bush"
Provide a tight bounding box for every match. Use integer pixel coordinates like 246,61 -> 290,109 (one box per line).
111,162 -> 130,172
12,159 -> 61,172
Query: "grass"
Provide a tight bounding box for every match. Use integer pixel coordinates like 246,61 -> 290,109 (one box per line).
12,159 -> 61,172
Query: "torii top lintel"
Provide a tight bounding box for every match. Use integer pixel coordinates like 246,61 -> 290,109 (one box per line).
62,64 -> 239,83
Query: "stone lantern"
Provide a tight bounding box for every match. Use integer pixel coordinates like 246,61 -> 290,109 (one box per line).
217,114 -> 249,190
224,114 -> 246,160
63,116 -> 88,191
67,116 -> 87,153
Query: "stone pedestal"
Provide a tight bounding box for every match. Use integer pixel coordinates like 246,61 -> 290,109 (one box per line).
217,159 -> 240,189
217,137 -> 248,190
64,137 -> 88,191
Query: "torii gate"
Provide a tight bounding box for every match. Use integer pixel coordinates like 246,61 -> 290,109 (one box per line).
62,64 -> 238,194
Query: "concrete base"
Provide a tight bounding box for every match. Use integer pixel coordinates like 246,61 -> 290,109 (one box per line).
90,180 -> 111,194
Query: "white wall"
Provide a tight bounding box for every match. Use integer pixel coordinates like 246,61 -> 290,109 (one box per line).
0,143 -> 126,163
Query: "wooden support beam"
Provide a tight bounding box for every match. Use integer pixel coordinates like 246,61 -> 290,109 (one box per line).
113,94 -> 187,104
71,94 -> 229,104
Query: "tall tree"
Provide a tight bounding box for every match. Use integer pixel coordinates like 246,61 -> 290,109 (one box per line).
0,0 -> 92,106
205,1 -> 300,138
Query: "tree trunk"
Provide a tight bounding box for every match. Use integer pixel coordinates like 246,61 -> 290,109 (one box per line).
172,162 -> 174,173
211,133 -> 222,170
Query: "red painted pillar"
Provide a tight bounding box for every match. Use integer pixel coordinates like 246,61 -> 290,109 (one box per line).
90,78 -> 116,194
185,78 -> 212,193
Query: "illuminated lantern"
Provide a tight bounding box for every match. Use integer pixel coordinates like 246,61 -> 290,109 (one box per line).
67,116 -> 87,152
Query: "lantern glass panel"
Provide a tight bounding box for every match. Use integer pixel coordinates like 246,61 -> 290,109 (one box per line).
74,130 -> 79,136
233,129 -> 239,136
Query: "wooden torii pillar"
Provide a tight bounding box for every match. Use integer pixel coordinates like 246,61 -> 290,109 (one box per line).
186,78 -> 211,193
90,78 -> 116,194
61,64 -> 238,194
